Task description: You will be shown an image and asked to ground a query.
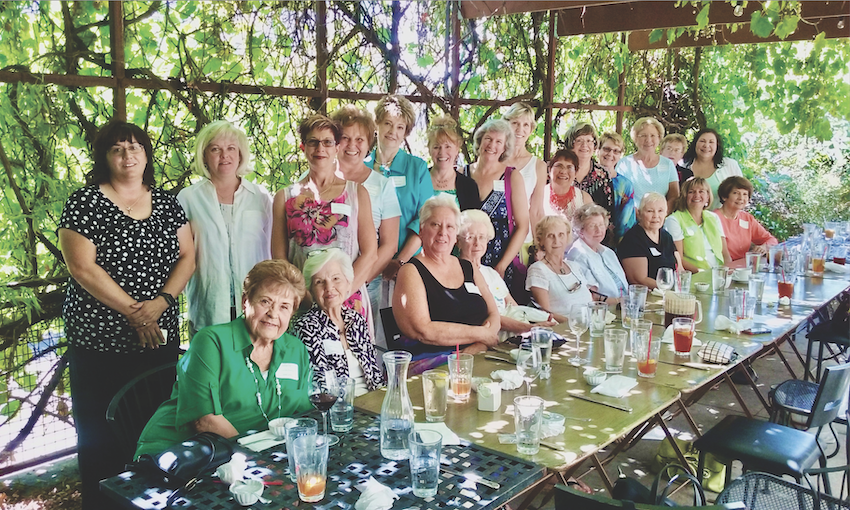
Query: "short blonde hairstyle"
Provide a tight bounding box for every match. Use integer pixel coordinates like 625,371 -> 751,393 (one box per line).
630,117 -> 665,142
472,119 -> 515,162
502,102 -> 536,128
660,133 -> 687,150
639,191 -> 667,212
573,203 -> 610,231
458,209 -> 495,240
426,115 -> 462,148
598,131 -> 625,150
419,193 -> 462,230
192,120 -> 252,179
674,177 -> 713,213
535,215 -> 572,251
330,105 -> 377,149
302,248 -> 355,292
242,259 -> 306,309
375,95 -> 416,137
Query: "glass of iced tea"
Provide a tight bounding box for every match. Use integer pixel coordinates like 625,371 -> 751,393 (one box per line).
671,317 -> 695,356
778,280 -> 794,299
632,321 -> 659,378
447,353 -> 473,402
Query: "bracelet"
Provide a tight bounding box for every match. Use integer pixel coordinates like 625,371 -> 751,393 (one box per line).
398,259 -> 407,266
158,291 -> 177,307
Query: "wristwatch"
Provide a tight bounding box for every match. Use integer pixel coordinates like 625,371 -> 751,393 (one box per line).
158,291 -> 177,307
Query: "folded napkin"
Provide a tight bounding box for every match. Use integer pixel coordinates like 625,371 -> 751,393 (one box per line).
355,476 -> 398,510
660,325 -> 703,347
590,375 -> 638,398
236,430 -> 285,452
605,310 -> 617,324
215,453 -> 247,484
651,288 -> 666,298
779,296 -> 791,306
490,369 -> 524,390
714,315 -> 753,335
541,423 -> 565,439
826,261 -> 850,273
414,422 -> 461,445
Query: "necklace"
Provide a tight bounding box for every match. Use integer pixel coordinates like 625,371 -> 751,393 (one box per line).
108,183 -> 147,213
545,257 -> 567,274
245,356 -> 282,423
431,170 -> 454,188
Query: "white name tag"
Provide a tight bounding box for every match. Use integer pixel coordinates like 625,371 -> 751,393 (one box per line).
649,247 -> 661,257
464,282 -> 481,295
330,202 -> 351,217
363,184 -> 379,197
738,219 -> 749,229
275,363 -> 299,381
685,228 -> 695,236
323,339 -> 345,356
391,176 -> 406,188
492,180 -> 505,193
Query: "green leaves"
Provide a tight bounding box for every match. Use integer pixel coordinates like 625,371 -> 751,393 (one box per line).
750,11 -> 774,38
774,15 -> 800,40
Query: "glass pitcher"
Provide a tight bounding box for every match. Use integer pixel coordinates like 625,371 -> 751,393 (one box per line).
380,351 -> 415,460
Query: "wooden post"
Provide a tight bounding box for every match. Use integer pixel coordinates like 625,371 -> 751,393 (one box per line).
388,1 -> 401,93
616,33 -> 627,134
315,0 -> 328,113
451,0 -> 461,120
109,1 -> 126,121
543,10 -> 558,161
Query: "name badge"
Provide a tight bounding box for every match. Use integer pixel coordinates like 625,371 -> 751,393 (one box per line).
464,282 -> 481,295
649,247 -> 661,257
330,202 -> 351,217
738,219 -> 749,229
323,339 -> 345,356
391,176 -> 406,188
363,183 -> 379,197
275,363 -> 299,381
685,228 -> 695,236
492,180 -> 505,193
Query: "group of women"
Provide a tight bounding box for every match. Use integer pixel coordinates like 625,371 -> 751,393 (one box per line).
59,100 -> 777,509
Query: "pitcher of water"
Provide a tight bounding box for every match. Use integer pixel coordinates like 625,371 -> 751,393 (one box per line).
380,351 -> 415,460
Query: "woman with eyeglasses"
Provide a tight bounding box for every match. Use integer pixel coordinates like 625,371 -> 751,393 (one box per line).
565,122 -> 614,225
526,215 -> 593,323
596,132 -> 636,248
533,149 -> 592,230
272,114 -> 377,320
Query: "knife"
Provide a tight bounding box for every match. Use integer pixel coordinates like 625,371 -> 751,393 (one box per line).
441,466 -> 501,490
569,393 -> 633,413
540,440 -> 565,451
658,360 -> 711,371
484,355 -> 514,364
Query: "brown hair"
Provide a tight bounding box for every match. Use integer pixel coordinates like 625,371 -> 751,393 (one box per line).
330,105 -> 376,149
88,120 -> 155,186
674,177 -> 713,213
298,114 -> 342,145
426,114 -> 462,148
717,176 -> 754,204
242,259 -> 306,309
548,148 -> 579,170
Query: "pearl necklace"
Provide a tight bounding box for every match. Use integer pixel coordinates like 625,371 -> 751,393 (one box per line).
245,356 -> 282,423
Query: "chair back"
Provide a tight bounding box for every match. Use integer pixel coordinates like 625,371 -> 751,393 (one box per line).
106,361 -> 178,462
809,362 -> 850,428
554,484 -> 745,510
717,471 -> 850,510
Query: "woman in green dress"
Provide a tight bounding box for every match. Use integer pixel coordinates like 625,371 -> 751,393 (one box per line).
135,259 -> 313,457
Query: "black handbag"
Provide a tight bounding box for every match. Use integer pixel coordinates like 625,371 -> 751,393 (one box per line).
612,463 -> 706,507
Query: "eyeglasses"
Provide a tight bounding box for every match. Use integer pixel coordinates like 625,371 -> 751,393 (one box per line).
573,138 -> 597,147
563,273 -> 583,293
305,139 -> 337,148
600,146 -> 623,155
461,234 -> 489,244
108,144 -> 144,157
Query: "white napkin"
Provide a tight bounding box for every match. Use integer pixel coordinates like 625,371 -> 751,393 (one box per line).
414,422 -> 460,445
713,315 -> 754,335
826,262 -> 850,273
215,453 -> 246,484
590,375 -> 638,398
605,310 -> 617,324
779,296 -> 791,305
490,369 -> 524,390
541,423 -> 565,438
660,325 -> 702,347
651,288 -> 666,298
236,430 -> 285,452
355,476 -> 398,510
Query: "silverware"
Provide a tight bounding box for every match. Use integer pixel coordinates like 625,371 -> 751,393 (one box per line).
569,393 -> 633,413
441,466 -> 501,490
540,440 -> 565,451
658,360 -> 711,371
484,355 -> 514,364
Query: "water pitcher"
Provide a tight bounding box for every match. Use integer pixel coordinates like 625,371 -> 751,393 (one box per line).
380,351 -> 415,460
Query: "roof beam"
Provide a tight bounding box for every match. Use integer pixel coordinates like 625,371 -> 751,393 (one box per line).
461,1 -> 621,19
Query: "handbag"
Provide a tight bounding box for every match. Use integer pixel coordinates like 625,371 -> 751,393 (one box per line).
503,166 -> 532,305
651,436 -> 726,494
613,463 -> 706,507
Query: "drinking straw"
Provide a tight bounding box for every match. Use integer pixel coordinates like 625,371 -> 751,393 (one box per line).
646,324 -> 652,362
781,267 -> 786,284
455,344 -> 460,372
822,244 -> 829,260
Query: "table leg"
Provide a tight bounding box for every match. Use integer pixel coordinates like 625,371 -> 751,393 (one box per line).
770,340 -> 798,379
722,372 -> 754,419
675,398 -> 702,438
738,359 -> 771,413
590,453 -> 615,493
505,472 -> 555,510
657,418 -> 695,476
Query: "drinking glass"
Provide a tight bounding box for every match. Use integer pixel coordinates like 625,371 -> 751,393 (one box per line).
447,353 -> 473,403
422,370 -> 449,422
656,268 -> 675,302
677,270 -> 692,293
292,435 -> 329,503
516,339 -> 542,395
588,301 -> 608,337
284,418 -> 318,482
748,275 -> 765,303
568,304 -> 590,366
603,328 -> 628,373
309,373 -> 339,446
746,252 -> 762,274
409,430 -> 442,498
514,396 -> 544,455
671,317 -> 695,356
530,326 -> 553,378
330,377 -> 355,433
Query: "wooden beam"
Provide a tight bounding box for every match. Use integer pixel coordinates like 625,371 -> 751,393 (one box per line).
628,15 -> 850,50
108,1 -> 126,121
451,0 -> 461,118
544,10 -> 558,160
314,0 -> 328,113
461,1 -> 622,19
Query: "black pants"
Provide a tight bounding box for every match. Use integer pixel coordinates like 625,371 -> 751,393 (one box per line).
68,344 -> 178,510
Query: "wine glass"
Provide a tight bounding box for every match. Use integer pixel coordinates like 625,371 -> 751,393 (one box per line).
309,371 -> 340,446
656,267 -> 675,304
568,304 -> 590,366
515,339 -> 542,395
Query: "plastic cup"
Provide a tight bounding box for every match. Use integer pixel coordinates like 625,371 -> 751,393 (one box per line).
629,318 -> 652,357
632,321 -> 658,378
677,271 -> 692,293
330,377 -> 355,432
812,257 -> 825,277
588,301 -> 608,337
672,317 -> 695,356
603,328 -> 628,373
422,370 -> 449,422
292,435 -> 329,503
448,353 -> 473,403
748,275 -> 765,302
409,430 -> 442,498
284,418 -> 318,482
513,396 -> 544,455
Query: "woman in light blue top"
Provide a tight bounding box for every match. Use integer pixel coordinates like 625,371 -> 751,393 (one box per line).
567,203 -> 628,305
616,117 -> 679,214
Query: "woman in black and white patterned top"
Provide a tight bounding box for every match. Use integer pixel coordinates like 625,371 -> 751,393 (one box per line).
58,120 -> 195,510
292,248 -> 384,397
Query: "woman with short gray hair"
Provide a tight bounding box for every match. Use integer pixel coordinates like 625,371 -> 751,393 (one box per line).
566,203 -> 628,303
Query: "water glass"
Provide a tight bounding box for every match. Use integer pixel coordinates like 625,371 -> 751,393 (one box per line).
677,270 -> 692,293
603,328 -> 628,373
422,370 -> 449,422
729,289 -> 756,321
516,339 -> 542,395
748,275 -> 765,302
656,267 -> 675,299
513,396 -> 544,455
409,430 -> 442,498
711,267 -> 728,294
746,252 -> 762,274
588,301 -> 608,337
632,321 -> 659,378
671,317 -> 695,356
291,435 -> 329,503
447,353 -> 473,403
285,418 -> 318,482
330,377 -> 355,432
628,284 -> 648,313
530,326 -> 553,378
768,245 -> 780,272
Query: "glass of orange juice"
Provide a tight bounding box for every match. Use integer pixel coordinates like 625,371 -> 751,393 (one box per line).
292,435 -> 329,503
448,353 -> 473,402
633,321 -> 659,378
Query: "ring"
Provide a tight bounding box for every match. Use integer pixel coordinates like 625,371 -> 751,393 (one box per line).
143,322 -> 147,326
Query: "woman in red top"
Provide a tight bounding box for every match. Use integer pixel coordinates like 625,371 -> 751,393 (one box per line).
712,176 -> 777,266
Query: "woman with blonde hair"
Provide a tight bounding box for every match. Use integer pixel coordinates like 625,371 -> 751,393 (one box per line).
502,102 -> 548,239
616,117 -> 679,212
665,177 -> 731,272
427,114 -> 480,210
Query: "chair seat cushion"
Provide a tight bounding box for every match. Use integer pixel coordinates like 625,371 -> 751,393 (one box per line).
772,379 -> 817,415
694,415 -> 821,478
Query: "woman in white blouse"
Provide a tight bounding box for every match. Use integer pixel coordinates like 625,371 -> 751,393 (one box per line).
178,121 -> 273,336
566,203 -> 628,304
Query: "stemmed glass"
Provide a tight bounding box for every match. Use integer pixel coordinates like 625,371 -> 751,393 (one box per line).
515,339 -> 542,395
568,304 -> 590,366
309,371 -> 340,446
656,268 -> 675,304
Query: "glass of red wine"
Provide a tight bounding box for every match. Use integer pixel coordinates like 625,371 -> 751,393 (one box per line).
310,371 -> 340,446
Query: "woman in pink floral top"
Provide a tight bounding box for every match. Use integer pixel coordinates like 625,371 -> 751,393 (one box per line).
271,114 -> 377,319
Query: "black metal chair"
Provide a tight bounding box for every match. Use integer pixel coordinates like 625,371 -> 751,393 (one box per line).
554,483 -> 745,509
805,293 -> 850,382
105,361 -> 178,462
716,471 -> 850,510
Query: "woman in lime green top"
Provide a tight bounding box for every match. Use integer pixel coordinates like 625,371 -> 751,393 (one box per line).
135,259 -> 313,458
664,177 -> 731,273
